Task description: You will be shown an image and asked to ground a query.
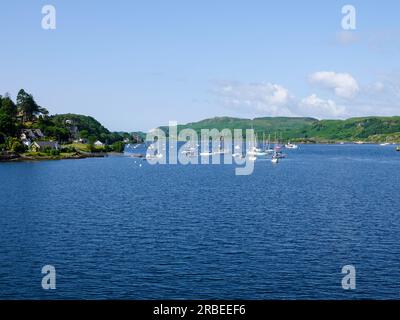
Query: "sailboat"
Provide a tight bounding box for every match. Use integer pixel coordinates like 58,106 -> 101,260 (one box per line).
264,134 -> 274,154
247,133 -> 266,157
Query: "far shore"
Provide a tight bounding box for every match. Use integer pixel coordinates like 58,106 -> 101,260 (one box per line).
4,142 -> 399,163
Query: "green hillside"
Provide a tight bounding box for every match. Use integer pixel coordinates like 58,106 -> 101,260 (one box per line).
160,116 -> 400,143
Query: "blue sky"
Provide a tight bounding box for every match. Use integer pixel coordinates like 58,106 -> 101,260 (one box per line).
1,0 -> 400,131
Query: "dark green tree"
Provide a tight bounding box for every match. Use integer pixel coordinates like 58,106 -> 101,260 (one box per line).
1,96 -> 17,120
16,89 -> 47,122
0,96 -> 17,137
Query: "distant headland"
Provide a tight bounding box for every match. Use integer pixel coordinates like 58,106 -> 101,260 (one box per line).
0,89 -> 144,162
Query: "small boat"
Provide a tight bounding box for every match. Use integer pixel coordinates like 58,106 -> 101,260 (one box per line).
285,141 -> 298,149
272,145 -> 287,159
129,153 -> 145,159
271,152 -> 279,163
181,150 -> 196,157
232,152 -> 244,158
145,152 -> 163,160
248,148 -> 266,157
213,149 -> 228,155
380,142 -> 390,146
396,146 -> 400,152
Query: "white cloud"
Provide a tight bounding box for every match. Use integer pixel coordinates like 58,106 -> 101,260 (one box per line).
214,73 -> 400,120
216,82 -> 294,116
299,94 -> 347,118
309,71 -> 359,99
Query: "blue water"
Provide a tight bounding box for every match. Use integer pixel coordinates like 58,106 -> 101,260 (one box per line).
0,144 -> 400,299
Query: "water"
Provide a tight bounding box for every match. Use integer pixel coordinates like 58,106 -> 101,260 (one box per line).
0,144 -> 399,299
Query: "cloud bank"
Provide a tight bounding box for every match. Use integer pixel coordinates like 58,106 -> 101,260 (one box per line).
216,82 -> 294,116
214,71 -> 400,119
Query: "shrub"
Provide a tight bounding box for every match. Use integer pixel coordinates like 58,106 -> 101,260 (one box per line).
5,137 -> 26,153
111,141 -> 126,153
60,146 -> 76,153
49,149 -> 60,156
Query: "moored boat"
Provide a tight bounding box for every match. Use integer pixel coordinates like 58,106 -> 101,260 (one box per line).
271,152 -> 279,164
285,141 -> 298,149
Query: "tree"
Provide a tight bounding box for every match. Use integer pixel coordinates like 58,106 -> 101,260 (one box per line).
79,130 -> 89,139
111,141 -> 126,153
88,135 -> 97,144
16,89 -> 46,122
0,109 -> 16,137
1,96 -> 17,120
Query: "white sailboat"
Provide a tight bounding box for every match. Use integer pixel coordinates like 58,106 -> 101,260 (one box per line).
248,155 -> 257,161
264,134 -> 274,153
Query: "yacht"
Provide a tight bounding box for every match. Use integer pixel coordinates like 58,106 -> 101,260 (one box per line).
264,134 -> 274,154
200,151 -> 213,156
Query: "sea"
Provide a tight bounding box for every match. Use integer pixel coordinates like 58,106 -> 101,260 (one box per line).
0,144 -> 399,299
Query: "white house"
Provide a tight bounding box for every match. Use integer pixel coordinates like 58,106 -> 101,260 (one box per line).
94,140 -> 105,147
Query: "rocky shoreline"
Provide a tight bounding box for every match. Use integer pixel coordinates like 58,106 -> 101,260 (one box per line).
0,151 -> 107,162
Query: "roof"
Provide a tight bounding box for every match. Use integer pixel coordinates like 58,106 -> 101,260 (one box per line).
21,129 -> 44,139
33,141 -> 58,148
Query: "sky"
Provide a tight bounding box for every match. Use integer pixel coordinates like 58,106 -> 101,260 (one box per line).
1,0 -> 400,131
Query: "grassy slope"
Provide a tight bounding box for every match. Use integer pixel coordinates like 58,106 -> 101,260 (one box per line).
160,116 -> 400,142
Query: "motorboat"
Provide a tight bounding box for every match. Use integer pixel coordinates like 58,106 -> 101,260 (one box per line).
285,141 -> 298,149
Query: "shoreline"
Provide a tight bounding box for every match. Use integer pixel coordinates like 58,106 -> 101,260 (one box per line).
0,152 -> 110,163
1,142 -> 399,163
